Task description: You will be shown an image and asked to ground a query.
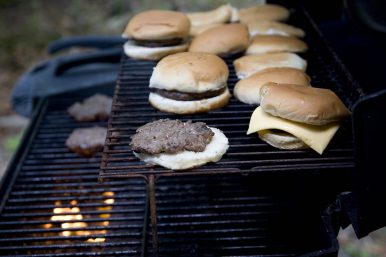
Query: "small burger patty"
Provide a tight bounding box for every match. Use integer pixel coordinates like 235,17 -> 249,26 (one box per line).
66,127 -> 107,157
130,119 -> 214,154
134,38 -> 184,47
151,87 -> 226,101
68,94 -> 112,122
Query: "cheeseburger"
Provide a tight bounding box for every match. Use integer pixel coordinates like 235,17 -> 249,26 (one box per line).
149,52 -> 231,114
247,83 -> 351,154
122,10 -> 190,60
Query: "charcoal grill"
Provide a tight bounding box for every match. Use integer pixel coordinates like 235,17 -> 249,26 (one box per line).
1,3 -> 386,257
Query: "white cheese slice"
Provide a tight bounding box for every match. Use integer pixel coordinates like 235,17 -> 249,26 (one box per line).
247,107 -> 340,154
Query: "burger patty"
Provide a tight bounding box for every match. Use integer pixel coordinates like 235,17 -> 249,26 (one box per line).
134,38 -> 184,47
66,127 -> 107,157
68,94 -> 112,121
151,87 -> 226,101
130,119 -> 214,154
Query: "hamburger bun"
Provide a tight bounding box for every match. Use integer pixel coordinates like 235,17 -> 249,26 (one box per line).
189,23 -> 222,37
189,23 -> 250,56
258,129 -> 308,150
233,52 -> 307,79
187,4 -> 232,27
123,40 -> 189,61
149,52 -> 230,114
260,83 -> 351,125
246,35 -> 308,55
124,10 -> 190,40
246,20 -> 305,37
238,4 -> 290,23
234,68 -> 310,105
134,127 -> 229,170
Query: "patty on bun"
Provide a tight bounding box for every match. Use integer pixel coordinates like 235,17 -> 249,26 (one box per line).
130,119 -> 229,170
122,10 -> 191,60
188,23 -> 250,57
149,52 -> 231,114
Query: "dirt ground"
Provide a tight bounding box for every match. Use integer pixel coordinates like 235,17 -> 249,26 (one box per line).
0,1 -> 385,256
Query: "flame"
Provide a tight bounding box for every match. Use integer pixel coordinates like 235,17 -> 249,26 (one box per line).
45,192 -> 115,243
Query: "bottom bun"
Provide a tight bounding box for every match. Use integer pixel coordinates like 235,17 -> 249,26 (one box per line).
258,129 -> 308,150
123,40 -> 189,60
149,88 -> 231,114
133,127 -> 229,170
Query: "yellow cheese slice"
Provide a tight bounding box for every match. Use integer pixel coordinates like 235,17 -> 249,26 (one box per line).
247,107 -> 340,154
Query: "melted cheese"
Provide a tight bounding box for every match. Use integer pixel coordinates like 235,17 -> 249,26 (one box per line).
247,107 -> 340,154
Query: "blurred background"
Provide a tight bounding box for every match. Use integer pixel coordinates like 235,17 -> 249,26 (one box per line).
0,1 -> 385,256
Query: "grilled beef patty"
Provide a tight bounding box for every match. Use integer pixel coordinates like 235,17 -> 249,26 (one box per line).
130,119 -> 214,154
134,38 -> 184,47
68,94 -> 112,122
151,87 -> 226,101
66,127 -> 107,157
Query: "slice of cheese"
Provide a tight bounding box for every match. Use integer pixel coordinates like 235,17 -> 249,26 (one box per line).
247,107 -> 340,154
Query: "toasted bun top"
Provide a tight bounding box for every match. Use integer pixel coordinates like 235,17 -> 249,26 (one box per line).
188,23 -> 250,56
187,4 -> 232,27
238,4 -> 290,23
189,23 -> 222,37
260,83 -> 351,125
234,68 -> 310,104
124,10 -> 190,40
233,52 -> 307,79
246,35 -> 308,55
149,52 -> 229,93
246,20 -> 305,37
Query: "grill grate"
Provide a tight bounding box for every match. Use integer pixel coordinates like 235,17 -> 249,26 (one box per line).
152,174 -> 338,257
0,94 -> 148,257
100,7 -> 363,179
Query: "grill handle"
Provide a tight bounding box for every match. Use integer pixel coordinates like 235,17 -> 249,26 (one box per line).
47,35 -> 127,54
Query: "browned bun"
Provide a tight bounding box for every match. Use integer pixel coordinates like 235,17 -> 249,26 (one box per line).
246,35 -> 308,55
260,83 -> 351,125
150,52 -> 229,93
238,4 -> 290,23
124,10 -> 190,40
187,4 -> 232,27
188,23 -> 250,56
246,20 -> 305,37
234,68 -> 310,105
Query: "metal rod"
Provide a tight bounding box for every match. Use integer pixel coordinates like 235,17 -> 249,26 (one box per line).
148,174 -> 159,257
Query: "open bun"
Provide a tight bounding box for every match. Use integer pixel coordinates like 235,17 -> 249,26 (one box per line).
258,129 -> 308,150
134,127 -> 229,170
246,21 -> 305,37
260,83 -> 351,125
124,10 -> 190,40
234,68 -> 310,105
150,52 -> 229,93
246,35 -> 308,55
189,23 -> 250,56
187,4 -> 232,27
233,52 -> 307,79
238,4 -> 290,23
123,40 -> 189,60
149,88 -> 230,114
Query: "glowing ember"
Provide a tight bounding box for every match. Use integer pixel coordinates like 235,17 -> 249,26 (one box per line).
44,192 -> 115,243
